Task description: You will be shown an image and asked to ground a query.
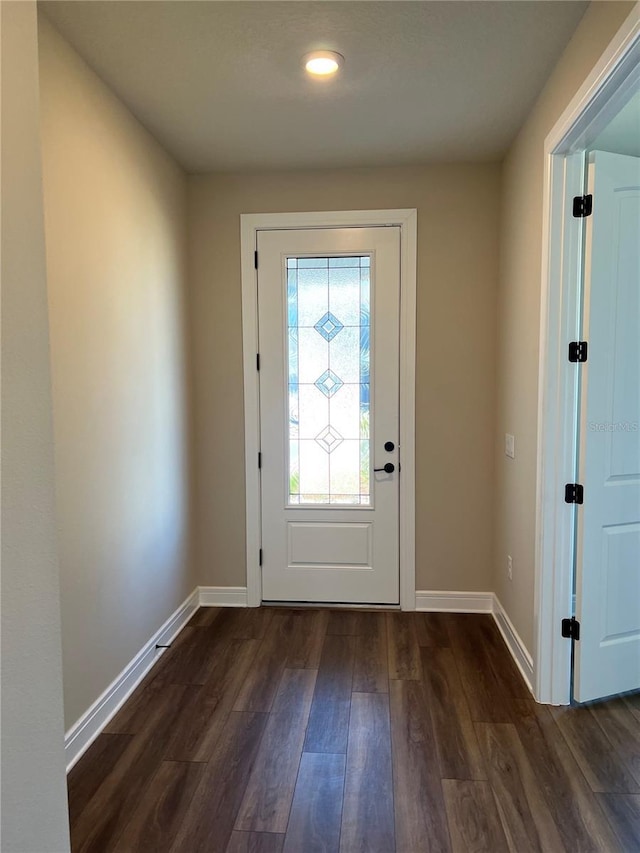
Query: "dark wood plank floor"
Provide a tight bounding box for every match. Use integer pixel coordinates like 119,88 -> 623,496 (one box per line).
68,609 -> 640,852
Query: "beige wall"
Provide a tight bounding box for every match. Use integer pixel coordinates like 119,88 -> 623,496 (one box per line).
188,165 -> 501,593
494,1 -> 636,652
1,3 -> 70,849
38,17 -> 195,729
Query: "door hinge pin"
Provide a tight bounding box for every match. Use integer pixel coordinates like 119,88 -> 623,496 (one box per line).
259,548 -> 263,566
258,452 -> 262,469
256,353 -> 260,371
565,483 -> 584,504
561,617 -> 580,641
568,341 -> 588,363
572,194 -> 593,218
254,250 -> 258,269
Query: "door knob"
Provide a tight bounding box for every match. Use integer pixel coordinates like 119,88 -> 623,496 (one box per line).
374,462 -> 395,474
384,441 -> 395,452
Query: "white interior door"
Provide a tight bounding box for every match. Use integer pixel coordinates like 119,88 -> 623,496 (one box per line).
257,227 -> 400,604
574,151 -> 640,702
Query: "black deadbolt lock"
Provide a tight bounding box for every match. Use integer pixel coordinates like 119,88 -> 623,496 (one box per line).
384,441 -> 395,452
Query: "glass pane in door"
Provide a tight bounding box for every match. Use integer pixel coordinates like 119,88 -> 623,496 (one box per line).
287,256 -> 371,505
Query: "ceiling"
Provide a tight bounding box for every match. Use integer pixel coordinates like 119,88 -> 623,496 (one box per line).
41,1 -> 589,173
591,90 -> 640,157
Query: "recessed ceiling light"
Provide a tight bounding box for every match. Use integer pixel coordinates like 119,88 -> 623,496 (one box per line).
303,50 -> 344,77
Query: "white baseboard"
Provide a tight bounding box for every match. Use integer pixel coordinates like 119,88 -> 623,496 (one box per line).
199,586 -> 248,607
492,594 -> 534,694
64,588 -> 199,772
415,590 -> 494,613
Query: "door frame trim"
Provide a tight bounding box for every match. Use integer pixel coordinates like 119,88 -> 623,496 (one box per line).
240,209 -> 418,609
535,9 -> 639,704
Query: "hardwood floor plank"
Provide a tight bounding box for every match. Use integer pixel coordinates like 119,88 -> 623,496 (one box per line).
549,705 -> 640,794
153,626 -> 233,686
389,679 -> 451,852
234,612 -> 297,712
162,688 -> 223,762
188,605 -> 221,627
340,692 -> 395,853
420,646 -> 486,781
170,711 -> 268,853
113,760 -> 205,851
304,634 -> 355,753
475,722 -> 564,852
412,612 -> 451,648
353,611 -> 389,693
513,699 -> 621,852
623,692 -> 640,724
442,780 -> 509,853
597,793 -> 640,852
71,683 -> 191,852
327,609 -> 369,636
472,615 -> 530,701
283,752 -> 345,853
235,668 -> 317,833
210,606 -> 275,641
165,639 -> 258,761
589,698 -> 640,787
227,831 -> 286,853
284,608 -> 329,669
446,615 -> 514,723
67,733 -> 133,824
387,611 -> 421,680
206,637 -> 260,699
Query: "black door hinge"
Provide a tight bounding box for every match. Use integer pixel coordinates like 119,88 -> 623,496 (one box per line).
256,353 -> 260,371
254,250 -> 258,269
568,341 -> 588,363
259,548 -> 263,566
565,483 -> 584,504
258,452 -> 262,469
561,617 -> 580,641
573,194 -> 593,217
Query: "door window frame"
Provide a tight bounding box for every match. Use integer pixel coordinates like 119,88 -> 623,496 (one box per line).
535,13 -> 639,704
240,210 -> 418,608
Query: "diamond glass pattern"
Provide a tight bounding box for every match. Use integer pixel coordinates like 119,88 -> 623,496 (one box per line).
315,425 -> 344,454
287,255 -> 371,505
314,311 -> 344,341
314,369 -> 344,398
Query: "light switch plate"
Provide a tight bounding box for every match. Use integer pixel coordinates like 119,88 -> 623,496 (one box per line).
505,433 -> 515,459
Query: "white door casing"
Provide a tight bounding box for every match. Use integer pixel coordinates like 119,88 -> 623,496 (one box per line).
574,151 -> 640,702
240,209 -> 417,609
258,227 -> 400,603
535,12 -> 639,705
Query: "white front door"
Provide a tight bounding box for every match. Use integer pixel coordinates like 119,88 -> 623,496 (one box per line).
574,151 -> 640,702
257,227 -> 400,603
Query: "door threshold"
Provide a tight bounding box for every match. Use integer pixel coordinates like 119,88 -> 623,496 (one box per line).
261,600 -> 401,611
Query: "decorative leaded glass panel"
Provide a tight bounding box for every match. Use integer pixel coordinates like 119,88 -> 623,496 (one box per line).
287,256 -> 371,505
